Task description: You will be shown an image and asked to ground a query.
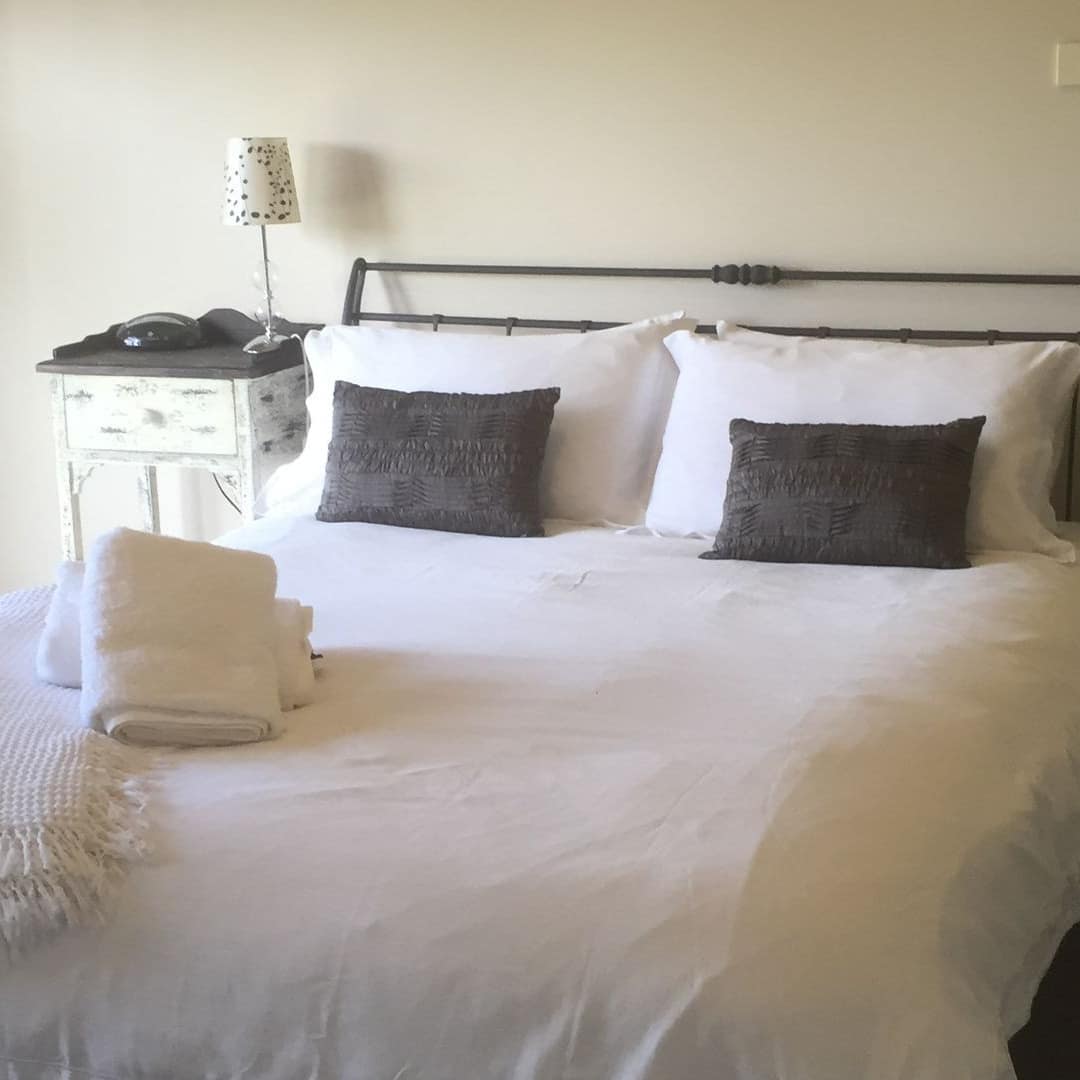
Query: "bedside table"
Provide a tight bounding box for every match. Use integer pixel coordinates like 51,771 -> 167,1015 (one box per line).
37,309 -> 314,560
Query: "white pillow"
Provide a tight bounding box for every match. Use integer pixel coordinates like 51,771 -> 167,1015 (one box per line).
257,313 -> 694,526
646,331 -> 1080,561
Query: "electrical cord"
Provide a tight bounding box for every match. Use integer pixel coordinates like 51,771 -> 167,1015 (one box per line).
213,473 -> 241,513
290,332 -> 312,408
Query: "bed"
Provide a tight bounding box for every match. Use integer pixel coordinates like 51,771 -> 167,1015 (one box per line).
2,516 -> 1079,1079
3,260 -> 1080,1080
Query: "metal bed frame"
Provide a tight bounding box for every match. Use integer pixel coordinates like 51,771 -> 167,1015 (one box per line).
340,257 -> 1080,514
343,257 -> 1080,343
337,255 -> 1078,1076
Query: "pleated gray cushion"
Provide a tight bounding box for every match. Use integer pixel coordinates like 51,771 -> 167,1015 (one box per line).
317,382 -> 560,537
701,417 -> 987,569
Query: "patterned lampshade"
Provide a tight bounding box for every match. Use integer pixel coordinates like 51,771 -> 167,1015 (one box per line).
222,137 -> 300,226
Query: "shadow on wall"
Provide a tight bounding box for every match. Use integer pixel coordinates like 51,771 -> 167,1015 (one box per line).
303,143 -> 391,248
302,143 -> 416,318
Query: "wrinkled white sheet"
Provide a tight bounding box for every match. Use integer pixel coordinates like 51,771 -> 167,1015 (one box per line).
3,517 -> 1080,1080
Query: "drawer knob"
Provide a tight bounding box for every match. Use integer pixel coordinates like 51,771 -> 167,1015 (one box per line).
143,408 -> 165,428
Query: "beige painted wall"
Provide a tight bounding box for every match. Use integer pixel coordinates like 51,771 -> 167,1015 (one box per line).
3,0 -> 1080,590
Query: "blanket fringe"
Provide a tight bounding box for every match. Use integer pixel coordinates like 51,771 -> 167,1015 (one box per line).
0,736 -> 152,958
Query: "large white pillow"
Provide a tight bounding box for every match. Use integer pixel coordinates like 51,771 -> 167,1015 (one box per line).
257,313 -> 694,525
646,331 -> 1080,560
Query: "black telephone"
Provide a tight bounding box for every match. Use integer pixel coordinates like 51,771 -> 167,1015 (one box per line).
117,312 -> 204,350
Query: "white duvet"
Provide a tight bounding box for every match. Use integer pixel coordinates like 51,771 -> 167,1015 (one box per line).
3,517 -> 1080,1080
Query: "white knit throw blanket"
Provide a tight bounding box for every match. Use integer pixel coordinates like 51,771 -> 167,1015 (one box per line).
1,587 -> 150,955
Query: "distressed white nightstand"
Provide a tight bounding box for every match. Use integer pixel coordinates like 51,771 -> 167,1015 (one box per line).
37,309 -> 311,560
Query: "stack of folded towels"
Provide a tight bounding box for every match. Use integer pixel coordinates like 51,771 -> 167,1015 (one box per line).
36,527 -> 315,747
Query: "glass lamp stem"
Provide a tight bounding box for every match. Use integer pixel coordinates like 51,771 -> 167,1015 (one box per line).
259,224 -> 274,337
242,223 -> 288,353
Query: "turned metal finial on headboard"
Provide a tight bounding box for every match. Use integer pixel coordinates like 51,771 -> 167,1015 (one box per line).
711,263 -> 784,286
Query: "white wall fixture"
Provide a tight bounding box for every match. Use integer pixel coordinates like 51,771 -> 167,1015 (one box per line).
1055,42 -> 1080,86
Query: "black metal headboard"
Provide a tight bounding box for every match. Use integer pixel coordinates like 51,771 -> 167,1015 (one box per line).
342,257 -> 1080,344
341,256 -> 1080,517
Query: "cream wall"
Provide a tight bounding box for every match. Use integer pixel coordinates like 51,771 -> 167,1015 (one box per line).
2,0 -> 1080,590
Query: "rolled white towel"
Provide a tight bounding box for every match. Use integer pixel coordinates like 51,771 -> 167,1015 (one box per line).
35,561 -> 85,688
36,561 -> 316,711
275,598 -> 316,711
81,528 -> 282,747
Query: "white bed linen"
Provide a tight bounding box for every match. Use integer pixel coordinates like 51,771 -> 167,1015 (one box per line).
3,517 -> 1080,1080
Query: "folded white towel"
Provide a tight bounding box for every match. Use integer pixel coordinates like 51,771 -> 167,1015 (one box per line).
36,561 -> 315,712
80,528 -> 282,747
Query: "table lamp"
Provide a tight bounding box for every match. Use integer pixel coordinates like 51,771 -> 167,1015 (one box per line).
222,136 -> 300,353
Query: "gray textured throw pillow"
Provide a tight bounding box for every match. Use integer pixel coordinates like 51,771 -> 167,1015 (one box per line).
702,417 -> 987,569
317,382 -> 560,537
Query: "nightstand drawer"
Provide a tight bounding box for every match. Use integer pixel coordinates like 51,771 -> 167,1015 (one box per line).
62,375 -> 237,455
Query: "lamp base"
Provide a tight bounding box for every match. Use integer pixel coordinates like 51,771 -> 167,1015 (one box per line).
243,330 -> 289,354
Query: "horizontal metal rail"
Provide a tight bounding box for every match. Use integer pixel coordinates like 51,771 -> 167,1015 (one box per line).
354,311 -> 1080,344
355,259 -> 1080,287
